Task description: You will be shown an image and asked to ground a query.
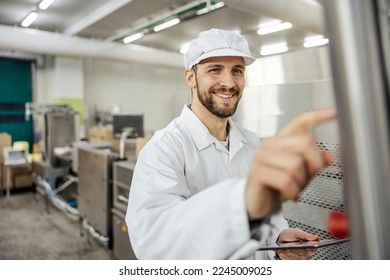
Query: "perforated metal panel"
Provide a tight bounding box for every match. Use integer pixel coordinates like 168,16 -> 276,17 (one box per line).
299,142 -> 346,212
281,142 -> 351,259
299,175 -> 345,211
287,220 -> 352,260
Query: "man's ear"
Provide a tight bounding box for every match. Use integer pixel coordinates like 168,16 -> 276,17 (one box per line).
184,68 -> 196,88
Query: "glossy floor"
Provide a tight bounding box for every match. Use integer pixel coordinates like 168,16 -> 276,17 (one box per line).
0,190 -> 112,260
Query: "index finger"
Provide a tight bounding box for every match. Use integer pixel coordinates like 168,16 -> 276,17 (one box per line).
278,108 -> 337,136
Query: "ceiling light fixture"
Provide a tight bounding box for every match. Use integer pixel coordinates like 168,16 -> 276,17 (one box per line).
21,12 -> 38,27
303,36 -> 329,48
153,18 -> 181,32
196,1 -> 225,15
260,43 -> 288,56
180,42 -> 190,54
112,1 -> 226,44
123,32 -> 144,44
211,2 -> 225,9
257,21 -> 293,35
39,0 -> 56,10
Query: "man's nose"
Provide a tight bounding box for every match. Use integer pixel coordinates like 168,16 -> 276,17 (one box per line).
219,72 -> 236,88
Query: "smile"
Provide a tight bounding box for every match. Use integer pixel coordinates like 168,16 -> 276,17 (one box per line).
215,93 -> 234,99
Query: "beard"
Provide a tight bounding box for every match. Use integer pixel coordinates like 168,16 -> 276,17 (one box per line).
195,78 -> 241,118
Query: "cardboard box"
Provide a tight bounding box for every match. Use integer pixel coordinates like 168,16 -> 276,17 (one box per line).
112,139 -> 120,151
9,164 -> 32,176
89,126 -> 114,143
89,125 -> 123,151
2,163 -> 32,190
13,173 -> 34,188
0,133 -> 12,160
136,137 -> 149,158
0,159 -> 3,189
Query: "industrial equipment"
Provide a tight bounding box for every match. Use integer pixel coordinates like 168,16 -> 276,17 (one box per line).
112,114 -> 144,139
282,141 -> 352,259
25,103 -> 78,188
111,160 -> 136,259
77,145 -> 118,247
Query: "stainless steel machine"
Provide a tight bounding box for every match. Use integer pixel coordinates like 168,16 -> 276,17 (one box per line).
26,103 -> 80,216
111,160 -> 136,259
26,103 -> 78,188
77,141 -> 138,258
77,145 -> 118,246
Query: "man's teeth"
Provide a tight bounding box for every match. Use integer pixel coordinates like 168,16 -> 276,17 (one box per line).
215,93 -> 233,99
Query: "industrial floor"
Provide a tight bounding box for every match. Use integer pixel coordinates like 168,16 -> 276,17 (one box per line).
0,188 -> 113,260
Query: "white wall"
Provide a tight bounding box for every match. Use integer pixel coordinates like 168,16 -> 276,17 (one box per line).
83,58 -> 189,135
35,56 -> 190,137
35,56 -> 83,101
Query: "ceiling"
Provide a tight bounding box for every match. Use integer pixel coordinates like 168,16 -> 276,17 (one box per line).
0,0 -> 325,61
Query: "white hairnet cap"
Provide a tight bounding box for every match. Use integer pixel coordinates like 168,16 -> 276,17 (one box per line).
184,28 -> 255,69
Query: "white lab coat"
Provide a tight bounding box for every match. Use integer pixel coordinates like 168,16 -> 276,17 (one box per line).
125,105 -> 288,259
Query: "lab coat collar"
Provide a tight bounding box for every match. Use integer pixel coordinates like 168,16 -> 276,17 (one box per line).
181,104 -> 249,151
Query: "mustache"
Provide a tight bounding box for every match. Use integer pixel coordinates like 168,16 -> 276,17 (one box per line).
211,86 -> 240,95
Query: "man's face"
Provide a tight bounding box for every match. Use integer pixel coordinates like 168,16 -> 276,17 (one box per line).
193,56 -> 246,118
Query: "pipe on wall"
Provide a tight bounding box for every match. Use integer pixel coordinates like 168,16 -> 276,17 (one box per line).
0,24 -> 183,68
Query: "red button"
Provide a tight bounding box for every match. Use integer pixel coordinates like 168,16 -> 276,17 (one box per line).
328,211 -> 350,238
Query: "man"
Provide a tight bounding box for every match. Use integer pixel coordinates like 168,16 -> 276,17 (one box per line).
125,28 -> 336,259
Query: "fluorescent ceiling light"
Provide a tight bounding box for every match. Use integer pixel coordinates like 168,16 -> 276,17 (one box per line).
196,2 -> 225,15
196,7 -> 209,15
303,37 -> 329,48
212,2 -> 225,9
153,18 -> 180,32
39,0 -> 56,10
123,32 -> 144,44
21,12 -> 38,27
180,42 -> 190,54
260,43 -> 288,56
257,21 -> 293,35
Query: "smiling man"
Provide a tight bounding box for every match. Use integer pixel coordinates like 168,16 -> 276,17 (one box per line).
187,56 -> 245,141
125,29 -> 335,259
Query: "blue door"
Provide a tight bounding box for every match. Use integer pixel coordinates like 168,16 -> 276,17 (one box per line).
0,58 -> 33,152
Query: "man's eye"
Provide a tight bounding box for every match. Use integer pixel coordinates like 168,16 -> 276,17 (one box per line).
233,68 -> 243,74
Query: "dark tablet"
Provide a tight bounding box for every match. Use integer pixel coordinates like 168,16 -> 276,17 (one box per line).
257,238 -> 350,251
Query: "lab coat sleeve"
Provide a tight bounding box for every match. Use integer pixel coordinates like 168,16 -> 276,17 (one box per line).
125,137 -> 252,259
253,211 -> 289,260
